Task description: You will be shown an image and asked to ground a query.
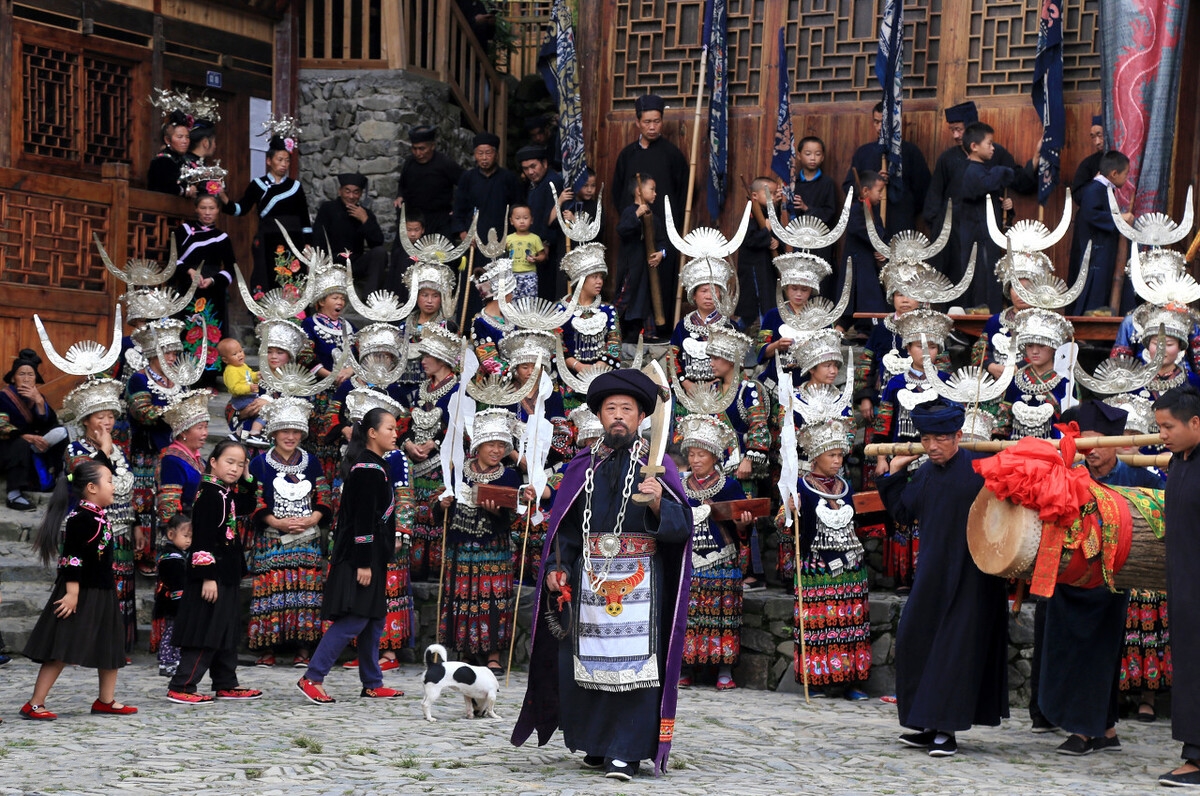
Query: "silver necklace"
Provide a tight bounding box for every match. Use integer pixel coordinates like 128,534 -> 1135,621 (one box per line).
1015,367 -> 1063,398
267,448 -> 309,476
420,373 -> 457,405
685,471 -> 725,502
580,438 -> 642,589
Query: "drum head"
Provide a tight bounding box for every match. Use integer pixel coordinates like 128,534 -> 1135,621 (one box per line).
967,487 -> 1043,579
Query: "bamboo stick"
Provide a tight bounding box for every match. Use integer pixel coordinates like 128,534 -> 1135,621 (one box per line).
675,45 -> 709,325
864,433 -> 1164,458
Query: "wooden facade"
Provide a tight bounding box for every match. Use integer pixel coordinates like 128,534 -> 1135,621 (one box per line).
576,0 -> 1199,280
0,0 -> 287,402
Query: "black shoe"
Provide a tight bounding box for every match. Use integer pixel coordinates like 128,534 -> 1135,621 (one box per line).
604,760 -> 638,781
1089,735 -> 1121,753
928,735 -> 957,757
581,755 -> 605,769
1056,734 -> 1093,756
899,730 -> 937,748
1160,769 -> 1200,788
1030,715 -> 1058,733
1138,702 -> 1158,723
6,495 -> 34,511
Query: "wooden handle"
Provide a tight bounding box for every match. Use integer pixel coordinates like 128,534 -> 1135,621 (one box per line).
864,433 -> 1164,457
631,463 -> 665,504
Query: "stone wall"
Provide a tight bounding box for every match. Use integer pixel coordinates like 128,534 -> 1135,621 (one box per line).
297,69 -> 476,246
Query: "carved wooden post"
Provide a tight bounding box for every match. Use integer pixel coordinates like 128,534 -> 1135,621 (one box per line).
101,162 -> 131,312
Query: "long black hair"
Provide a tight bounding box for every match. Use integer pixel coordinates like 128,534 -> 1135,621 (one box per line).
206,438 -> 247,473
340,407 -> 393,482
33,459 -> 110,566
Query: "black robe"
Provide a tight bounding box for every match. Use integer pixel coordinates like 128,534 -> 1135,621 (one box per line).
322,451 -> 396,621
397,150 -> 465,237
843,140 -> 930,237
877,448 -> 1009,732
1166,444 -> 1200,753
959,159 -> 1015,311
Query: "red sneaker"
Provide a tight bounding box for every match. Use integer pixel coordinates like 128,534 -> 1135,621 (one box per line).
91,699 -> 138,715
378,658 -> 400,672
297,678 -> 335,705
360,686 -> 404,698
19,702 -> 56,720
342,658 -> 360,668
215,688 -> 262,701
166,691 -> 214,705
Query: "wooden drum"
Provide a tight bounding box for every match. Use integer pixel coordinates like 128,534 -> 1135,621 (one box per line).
966,486 -> 1166,591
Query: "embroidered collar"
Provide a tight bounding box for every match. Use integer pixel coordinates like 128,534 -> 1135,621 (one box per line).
420,373 -> 457,406
268,447 -> 309,476
1015,366 -> 1063,397
79,500 -> 107,517
685,470 -> 725,502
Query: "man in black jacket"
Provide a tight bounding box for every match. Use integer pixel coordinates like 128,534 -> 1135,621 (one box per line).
314,173 -> 388,294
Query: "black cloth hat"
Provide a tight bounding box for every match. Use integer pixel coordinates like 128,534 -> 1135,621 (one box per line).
586,369 -> 661,416
337,173 -> 368,189
524,115 -> 549,131
944,101 -> 979,125
167,110 -> 190,129
1076,400 -> 1128,436
515,145 -> 547,164
1092,115 -> 1104,127
635,94 -> 666,116
473,131 -> 501,149
410,125 -> 437,143
911,399 -> 964,435
4,349 -> 44,384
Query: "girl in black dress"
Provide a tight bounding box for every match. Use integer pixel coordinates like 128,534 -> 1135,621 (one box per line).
173,194 -> 236,378
166,439 -> 261,705
22,459 -> 137,720
147,110 -> 195,196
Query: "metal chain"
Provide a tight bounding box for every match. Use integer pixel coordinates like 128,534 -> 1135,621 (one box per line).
580,437 -> 642,589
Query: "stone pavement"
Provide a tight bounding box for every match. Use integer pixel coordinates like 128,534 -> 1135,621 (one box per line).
0,653 -> 1180,795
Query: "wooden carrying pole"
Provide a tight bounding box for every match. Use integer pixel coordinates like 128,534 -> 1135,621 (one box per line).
675,46 -> 709,324
865,433 -> 1164,458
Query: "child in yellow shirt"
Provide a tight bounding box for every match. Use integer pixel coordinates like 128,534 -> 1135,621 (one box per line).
505,204 -> 544,299
218,338 -> 267,446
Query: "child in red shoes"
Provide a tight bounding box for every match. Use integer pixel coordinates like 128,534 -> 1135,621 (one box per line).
22,459 -> 137,720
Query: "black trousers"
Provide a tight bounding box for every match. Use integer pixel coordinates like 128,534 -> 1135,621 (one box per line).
169,645 -> 239,693
0,436 -> 65,492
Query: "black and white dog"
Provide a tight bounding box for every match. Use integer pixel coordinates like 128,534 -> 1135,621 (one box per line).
421,644 -> 501,722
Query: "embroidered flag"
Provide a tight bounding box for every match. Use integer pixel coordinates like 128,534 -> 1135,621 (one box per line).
875,0 -> 904,194
770,27 -> 796,203
704,0 -> 728,221
545,0 -> 590,191
1032,0 -> 1064,205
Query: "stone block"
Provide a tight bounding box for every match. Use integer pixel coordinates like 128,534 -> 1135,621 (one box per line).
769,657 -> 790,689
762,595 -> 795,621
767,620 -> 790,639
732,653 -> 770,690
356,120 -> 399,143
358,157 -> 400,176
869,597 -> 895,626
776,640 -> 794,658
741,628 -> 776,655
865,665 -> 895,696
1009,604 -> 1036,646
775,666 -> 803,693
871,633 -> 893,666
742,592 -> 767,616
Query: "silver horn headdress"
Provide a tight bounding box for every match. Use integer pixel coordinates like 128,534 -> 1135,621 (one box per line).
154,320 -> 210,389
667,346 -> 740,415
1110,185 -> 1194,247
498,278 -> 583,330
988,190 -> 1072,287
877,246 -> 975,305
1010,241 -> 1090,310
664,196 -> 753,260
400,206 -> 477,264
474,212 -> 510,260
94,232 -> 179,288
34,306 -> 123,378
466,355 -> 545,408
343,324 -> 406,386
1129,240 -> 1200,306
766,191 -> 852,251
867,200 -> 954,264
555,335 -> 614,397
235,259 -> 315,321
551,183 -> 603,243
1073,334 -> 1167,396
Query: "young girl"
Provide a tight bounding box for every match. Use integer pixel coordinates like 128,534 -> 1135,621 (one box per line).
672,258 -> 735,395
22,460 -> 136,719
677,415 -> 750,691
152,514 -> 192,677
220,133 -> 312,294
173,194 -> 236,377
997,308 -> 1074,440
437,409 -> 525,673
615,172 -> 665,342
167,439 -> 261,704
471,259 -> 518,377
559,243 -> 622,410
397,264 -> 456,395
297,407 -> 404,703
303,269 -> 355,488
756,254 -> 827,395
783,409 -> 871,699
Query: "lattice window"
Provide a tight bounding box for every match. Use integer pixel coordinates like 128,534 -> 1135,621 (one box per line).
22,43 -> 78,160
786,0 -> 941,104
612,0 -> 764,109
85,56 -> 133,166
0,189 -> 110,291
966,0 -> 1100,96
127,209 -> 182,264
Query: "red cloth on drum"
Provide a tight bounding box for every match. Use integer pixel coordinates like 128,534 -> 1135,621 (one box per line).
972,435 -> 1092,527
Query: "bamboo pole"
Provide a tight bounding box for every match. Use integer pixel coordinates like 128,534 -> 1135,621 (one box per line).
864,433 -> 1164,458
879,154 -> 887,227
457,245 -> 476,337
506,501 -> 535,687
793,510 -> 809,704
675,45 -> 709,325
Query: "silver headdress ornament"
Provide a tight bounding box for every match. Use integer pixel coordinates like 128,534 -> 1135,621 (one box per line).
416,324 -> 463,369
130,318 -> 184,357
470,407 -> 517,454
498,278 -> 584,330
260,114 -> 302,141
987,190 -> 1072,288
1009,241 -> 1090,310
235,260 -> 314,322
895,308 -> 954,349
475,258 -> 517,298
499,329 -> 557,368
1014,307 -> 1074,350
356,322 -> 405,359
877,248 -> 975,304
308,258 -> 349,305
260,395 -> 313,438
400,206 -> 477,264
338,324 -> 404,386
61,378 -> 124,423
1128,241 -> 1200,305
569,406 -> 604,444
1133,304 -> 1195,345
555,335 -> 614,396
34,306 -> 123,378
1110,185 -> 1194,247
706,326 -> 752,365
161,389 -> 212,438
666,347 -> 740,414
678,413 -> 736,459
149,88 -> 221,123
793,328 -> 846,375
777,258 -> 853,334
664,196 -> 753,260
867,201 -> 954,264
474,212 -> 510,260
773,252 -> 832,290
466,354 -> 545,408
155,320 -> 209,389
122,282 -> 200,324
679,256 -> 736,303
94,232 -> 179,289
256,319 -> 308,359
960,408 -> 997,442
179,160 -> 227,191
259,333 -> 347,400
1103,393 -> 1157,434
345,387 -> 405,425
1073,335 -> 1167,396
766,191 -> 853,250
405,263 -> 457,310
795,376 -> 854,458
550,183 -> 604,243
560,242 -> 608,283
920,333 -> 1015,405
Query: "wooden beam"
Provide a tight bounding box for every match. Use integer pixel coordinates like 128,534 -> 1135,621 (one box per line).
0,0 -> 12,169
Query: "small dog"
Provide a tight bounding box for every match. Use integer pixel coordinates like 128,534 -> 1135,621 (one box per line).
421,644 -> 501,723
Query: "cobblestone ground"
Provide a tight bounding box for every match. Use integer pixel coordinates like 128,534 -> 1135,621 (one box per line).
0,653 -> 1180,795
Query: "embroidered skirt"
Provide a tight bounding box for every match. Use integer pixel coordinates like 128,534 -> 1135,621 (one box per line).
111,521 -> 137,652
438,535 -> 514,655
684,560 -> 743,666
1121,588 -> 1172,692
25,584 -> 124,670
308,390 -> 341,515
247,532 -> 326,650
131,447 -> 157,565
409,469 -> 445,582
380,544 -> 415,650
511,515 -> 547,585
794,560 -> 871,686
